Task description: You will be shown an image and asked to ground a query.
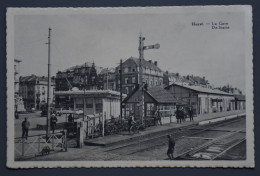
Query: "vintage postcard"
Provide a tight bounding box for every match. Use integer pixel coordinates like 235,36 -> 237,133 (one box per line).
6,6 -> 253,168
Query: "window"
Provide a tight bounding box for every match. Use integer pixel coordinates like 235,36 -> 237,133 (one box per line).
156,81 -> 158,85
125,87 -> 128,94
86,98 -> 93,108
95,98 -> 103,113
132,68 -> 136,72
124,67 -> 128,73
132,77 -> 136,83
128,67 -> 131,72
146,79 -> 148,84
150,80 -> 153,86
125,78 -> 129,84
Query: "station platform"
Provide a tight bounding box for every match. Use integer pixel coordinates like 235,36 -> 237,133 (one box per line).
84,110 -> 246,147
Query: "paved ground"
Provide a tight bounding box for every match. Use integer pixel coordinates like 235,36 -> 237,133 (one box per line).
15,109 -> 246,161
15,111 -> 67,138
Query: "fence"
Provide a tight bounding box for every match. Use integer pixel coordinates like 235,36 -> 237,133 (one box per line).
15,131 -> 67,160
85,113 -> 103,139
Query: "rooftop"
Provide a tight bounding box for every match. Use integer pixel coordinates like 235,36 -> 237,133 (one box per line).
55,89 -> 127,97
146,86 -> 185,104
129,57 -> 162,72
166,83 -> 234,96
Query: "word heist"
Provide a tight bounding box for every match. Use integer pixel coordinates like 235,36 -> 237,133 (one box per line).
191,21 -> 230,29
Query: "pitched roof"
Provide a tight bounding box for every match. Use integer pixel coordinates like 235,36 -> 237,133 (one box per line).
146,86 -> 184,104
61,62 -> 104,74
129,57 -> 162,72
166,83 -> 233,96
99,68 -> 115,75
189,76 -> 208,85
20,75 -> 55,83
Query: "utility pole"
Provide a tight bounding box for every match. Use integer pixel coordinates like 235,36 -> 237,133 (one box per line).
46,28 -> 51,139
83,62 -> 87,121
138,34 -> 145,126
106,68 -> 109,90
120,59 -> 123,120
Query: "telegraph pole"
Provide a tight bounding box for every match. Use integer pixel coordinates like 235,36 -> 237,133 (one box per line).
46,28 -> 51,139
83,62 -> 87,121
106,68 -> 109,90
120,59 -> 123,120
138,34 -> 145,125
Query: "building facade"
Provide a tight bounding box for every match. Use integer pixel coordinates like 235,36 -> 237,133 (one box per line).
55,62 -> 102,91
122,86 -> 184,124
55,90 -> 126,119
115,57 -> 164,95
98,68 -> 117,91
164,72 -> 211,88
14,59 -> 25,112
19,75 -> 55,110
165,83 -> 236,115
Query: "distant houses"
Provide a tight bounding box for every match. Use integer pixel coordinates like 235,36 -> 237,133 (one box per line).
17,57 -> 245,117
19,75 -> 55,110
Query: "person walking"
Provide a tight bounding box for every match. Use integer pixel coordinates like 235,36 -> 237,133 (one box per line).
167,134 -> 175,160
189,108 -> 194,121
50,114 -> 58,134
22,117 -> 30,139
128,113 -> 135,134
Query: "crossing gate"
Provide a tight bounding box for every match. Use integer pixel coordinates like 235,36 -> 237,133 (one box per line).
85,113 -> 102,139
14,131 -> 67,160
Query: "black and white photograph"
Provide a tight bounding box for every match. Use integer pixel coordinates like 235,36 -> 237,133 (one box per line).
6,6 -> 253,168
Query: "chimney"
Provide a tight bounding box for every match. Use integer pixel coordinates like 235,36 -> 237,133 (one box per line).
148,60 -> 152,63
176,73 -> 179,77
203,76 -> 205,81
154,61 -> 158,66
166,70 -> 169,74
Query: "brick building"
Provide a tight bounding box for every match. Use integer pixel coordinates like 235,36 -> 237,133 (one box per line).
115,57 -> 164,95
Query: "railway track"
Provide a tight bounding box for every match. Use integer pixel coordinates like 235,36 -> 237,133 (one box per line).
175,132 -> 245,160
104,116 -> 245,160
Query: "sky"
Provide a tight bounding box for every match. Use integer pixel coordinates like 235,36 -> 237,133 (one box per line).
13,8 -> 246,93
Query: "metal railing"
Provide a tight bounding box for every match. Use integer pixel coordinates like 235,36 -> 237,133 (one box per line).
15,130 -> 67,160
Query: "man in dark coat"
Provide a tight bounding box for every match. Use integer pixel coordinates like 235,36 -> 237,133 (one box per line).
167,134 -> 175,160
22,117 -> 30,139
50,114 -> 58,134
175,108 -> 181,124
189,108 -> 194,121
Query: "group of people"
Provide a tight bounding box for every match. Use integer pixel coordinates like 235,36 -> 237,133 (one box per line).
175,107 -> 194,124
21,114 -> 58,139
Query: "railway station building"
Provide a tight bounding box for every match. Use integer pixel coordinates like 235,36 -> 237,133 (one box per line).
165,83 -> 236,115
122,86 -> 185,124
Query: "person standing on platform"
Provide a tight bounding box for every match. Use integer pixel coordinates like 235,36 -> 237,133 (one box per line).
167,134 -> 175,160
22,117 -> 30,139
175,108 -> 181,124
50,114 -> 58,134
189,108 -> 194,121
156,109 -> 162,125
